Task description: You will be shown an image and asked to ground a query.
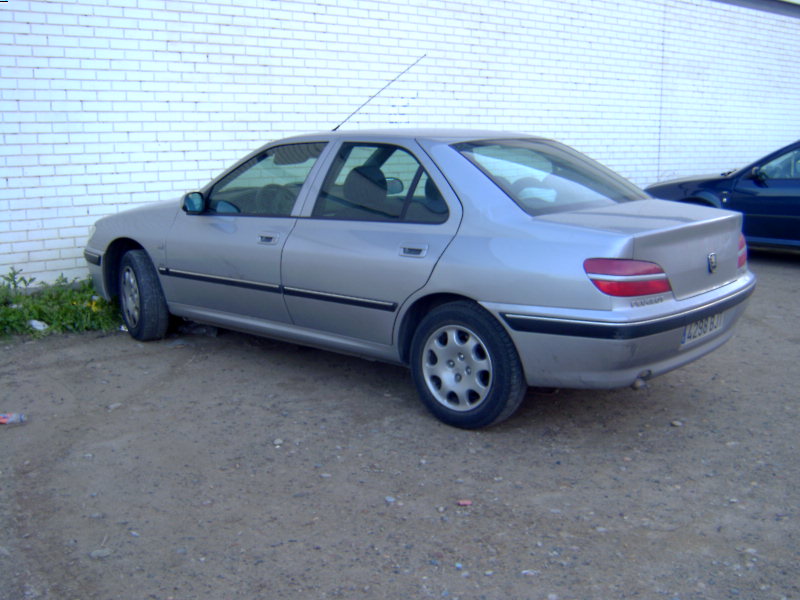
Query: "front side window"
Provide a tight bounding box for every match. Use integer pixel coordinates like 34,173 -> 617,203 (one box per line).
208,142 -> 326,216
311,143 -> 448,223
761,148 -> 800,180
453,139 -> 646,216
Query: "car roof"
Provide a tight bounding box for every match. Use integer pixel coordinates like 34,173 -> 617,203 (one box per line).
276,128 -> 539,145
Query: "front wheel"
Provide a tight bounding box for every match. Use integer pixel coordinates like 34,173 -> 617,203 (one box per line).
410,301 -> 527,429
118,249 -> 169,341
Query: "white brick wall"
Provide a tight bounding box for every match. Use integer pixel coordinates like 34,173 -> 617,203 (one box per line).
2,0 -> 799,282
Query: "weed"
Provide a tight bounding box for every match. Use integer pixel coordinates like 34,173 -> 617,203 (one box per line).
1,266 -> 36,291
0,268 -> 121,337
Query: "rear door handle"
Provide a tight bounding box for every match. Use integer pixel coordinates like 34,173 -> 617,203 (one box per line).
400,244 -> 428,258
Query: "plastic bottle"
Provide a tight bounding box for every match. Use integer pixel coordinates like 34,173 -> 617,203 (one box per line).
0,413 -> 27,425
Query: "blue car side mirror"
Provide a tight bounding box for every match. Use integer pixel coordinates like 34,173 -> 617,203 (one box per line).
749,167 -> 767,185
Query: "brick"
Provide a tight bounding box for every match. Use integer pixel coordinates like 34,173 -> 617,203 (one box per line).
3,0 -> 800,281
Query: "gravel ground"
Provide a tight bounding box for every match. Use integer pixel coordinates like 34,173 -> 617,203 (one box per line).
2,250 -> 798,600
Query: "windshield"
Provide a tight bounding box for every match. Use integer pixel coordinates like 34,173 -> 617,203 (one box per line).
453,139 -> 647,216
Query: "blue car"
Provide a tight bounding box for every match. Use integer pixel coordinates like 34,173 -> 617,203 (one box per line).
646,141 -> 800,249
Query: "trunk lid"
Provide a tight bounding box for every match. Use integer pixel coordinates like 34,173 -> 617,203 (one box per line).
537,199 -> 743,300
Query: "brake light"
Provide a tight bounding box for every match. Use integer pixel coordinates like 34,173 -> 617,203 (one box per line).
737,234 -> 747,269
583,258 -> 672,297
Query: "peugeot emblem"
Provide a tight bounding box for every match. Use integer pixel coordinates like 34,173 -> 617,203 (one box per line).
707,252 -> 718,273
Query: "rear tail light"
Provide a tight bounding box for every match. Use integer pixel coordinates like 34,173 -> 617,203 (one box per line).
737,234 -> 747,269
583,258 -> 672,297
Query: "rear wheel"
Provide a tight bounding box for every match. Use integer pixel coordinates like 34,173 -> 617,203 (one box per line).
118,249 -> 169,341
410,301 -> 527,429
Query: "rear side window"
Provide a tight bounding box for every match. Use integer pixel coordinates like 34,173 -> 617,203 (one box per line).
311,143 -> 448,223
208,142 -> 326,216
453,139 -> 646,216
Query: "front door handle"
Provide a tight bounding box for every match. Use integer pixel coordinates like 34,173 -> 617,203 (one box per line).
400,244 -> 428,258
259,233 -> 279,245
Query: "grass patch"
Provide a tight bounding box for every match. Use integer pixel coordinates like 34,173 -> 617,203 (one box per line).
1,267 -> 121,337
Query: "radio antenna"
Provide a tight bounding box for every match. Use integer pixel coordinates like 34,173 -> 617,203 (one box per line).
332,54 -> 427,131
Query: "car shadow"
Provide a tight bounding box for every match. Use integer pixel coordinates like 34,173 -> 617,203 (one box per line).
748,247 -> 800,265
169,324 -> 698,438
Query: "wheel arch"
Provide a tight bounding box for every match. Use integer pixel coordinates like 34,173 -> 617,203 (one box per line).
397,292 -> 481,365
103,238 -> 145,299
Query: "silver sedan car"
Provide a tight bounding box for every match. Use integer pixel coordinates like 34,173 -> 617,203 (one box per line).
85,130 -> 756,428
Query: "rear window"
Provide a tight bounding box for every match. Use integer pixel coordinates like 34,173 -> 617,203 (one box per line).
453,139 -> 647,216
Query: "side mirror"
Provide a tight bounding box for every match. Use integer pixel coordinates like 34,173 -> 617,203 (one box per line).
182,191 -> 205,213
749,166 -> 767,184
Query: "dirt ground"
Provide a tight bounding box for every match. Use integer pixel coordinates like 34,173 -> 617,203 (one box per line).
2,250 -> 798,600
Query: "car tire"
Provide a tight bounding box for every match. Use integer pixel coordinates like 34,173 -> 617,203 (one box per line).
410,301 -> 527,429
118,249 -> 169,341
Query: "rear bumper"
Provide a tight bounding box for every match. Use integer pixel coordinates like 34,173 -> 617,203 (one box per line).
490,275 -> 756,389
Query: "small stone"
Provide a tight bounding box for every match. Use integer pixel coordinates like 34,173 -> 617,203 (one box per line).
320,473 -> 332,479
385,496 -> 396,504
273,438 -> 284,446
671,420 -> 684,427
107,403 -> 123,412
521,569 -> 540,576
89,548 -> 112,559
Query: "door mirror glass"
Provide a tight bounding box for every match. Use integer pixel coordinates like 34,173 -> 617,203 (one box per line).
183,191 -> 206,213
386,177 -> 404,195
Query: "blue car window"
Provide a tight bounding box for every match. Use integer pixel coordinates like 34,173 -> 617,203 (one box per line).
761,149 -> 800,180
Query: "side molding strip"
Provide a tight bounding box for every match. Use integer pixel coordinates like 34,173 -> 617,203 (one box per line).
158,268 -> 281,293
158,268 -> 397,312
283,286 -> 397,312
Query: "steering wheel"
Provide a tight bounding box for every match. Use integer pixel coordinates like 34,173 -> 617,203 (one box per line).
256,184 -> 296,215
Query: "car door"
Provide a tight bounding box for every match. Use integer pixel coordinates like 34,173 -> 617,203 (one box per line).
161,142 -> 327,323
281,141 -> 461,345
728,146 -> 800,244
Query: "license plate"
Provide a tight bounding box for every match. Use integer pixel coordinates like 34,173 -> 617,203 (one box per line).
681,313 -> 724,346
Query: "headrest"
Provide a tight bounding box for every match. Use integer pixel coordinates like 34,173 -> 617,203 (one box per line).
344,166 -> 387,206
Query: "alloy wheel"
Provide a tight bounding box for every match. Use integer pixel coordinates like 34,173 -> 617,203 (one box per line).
421,324 -> 493,412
